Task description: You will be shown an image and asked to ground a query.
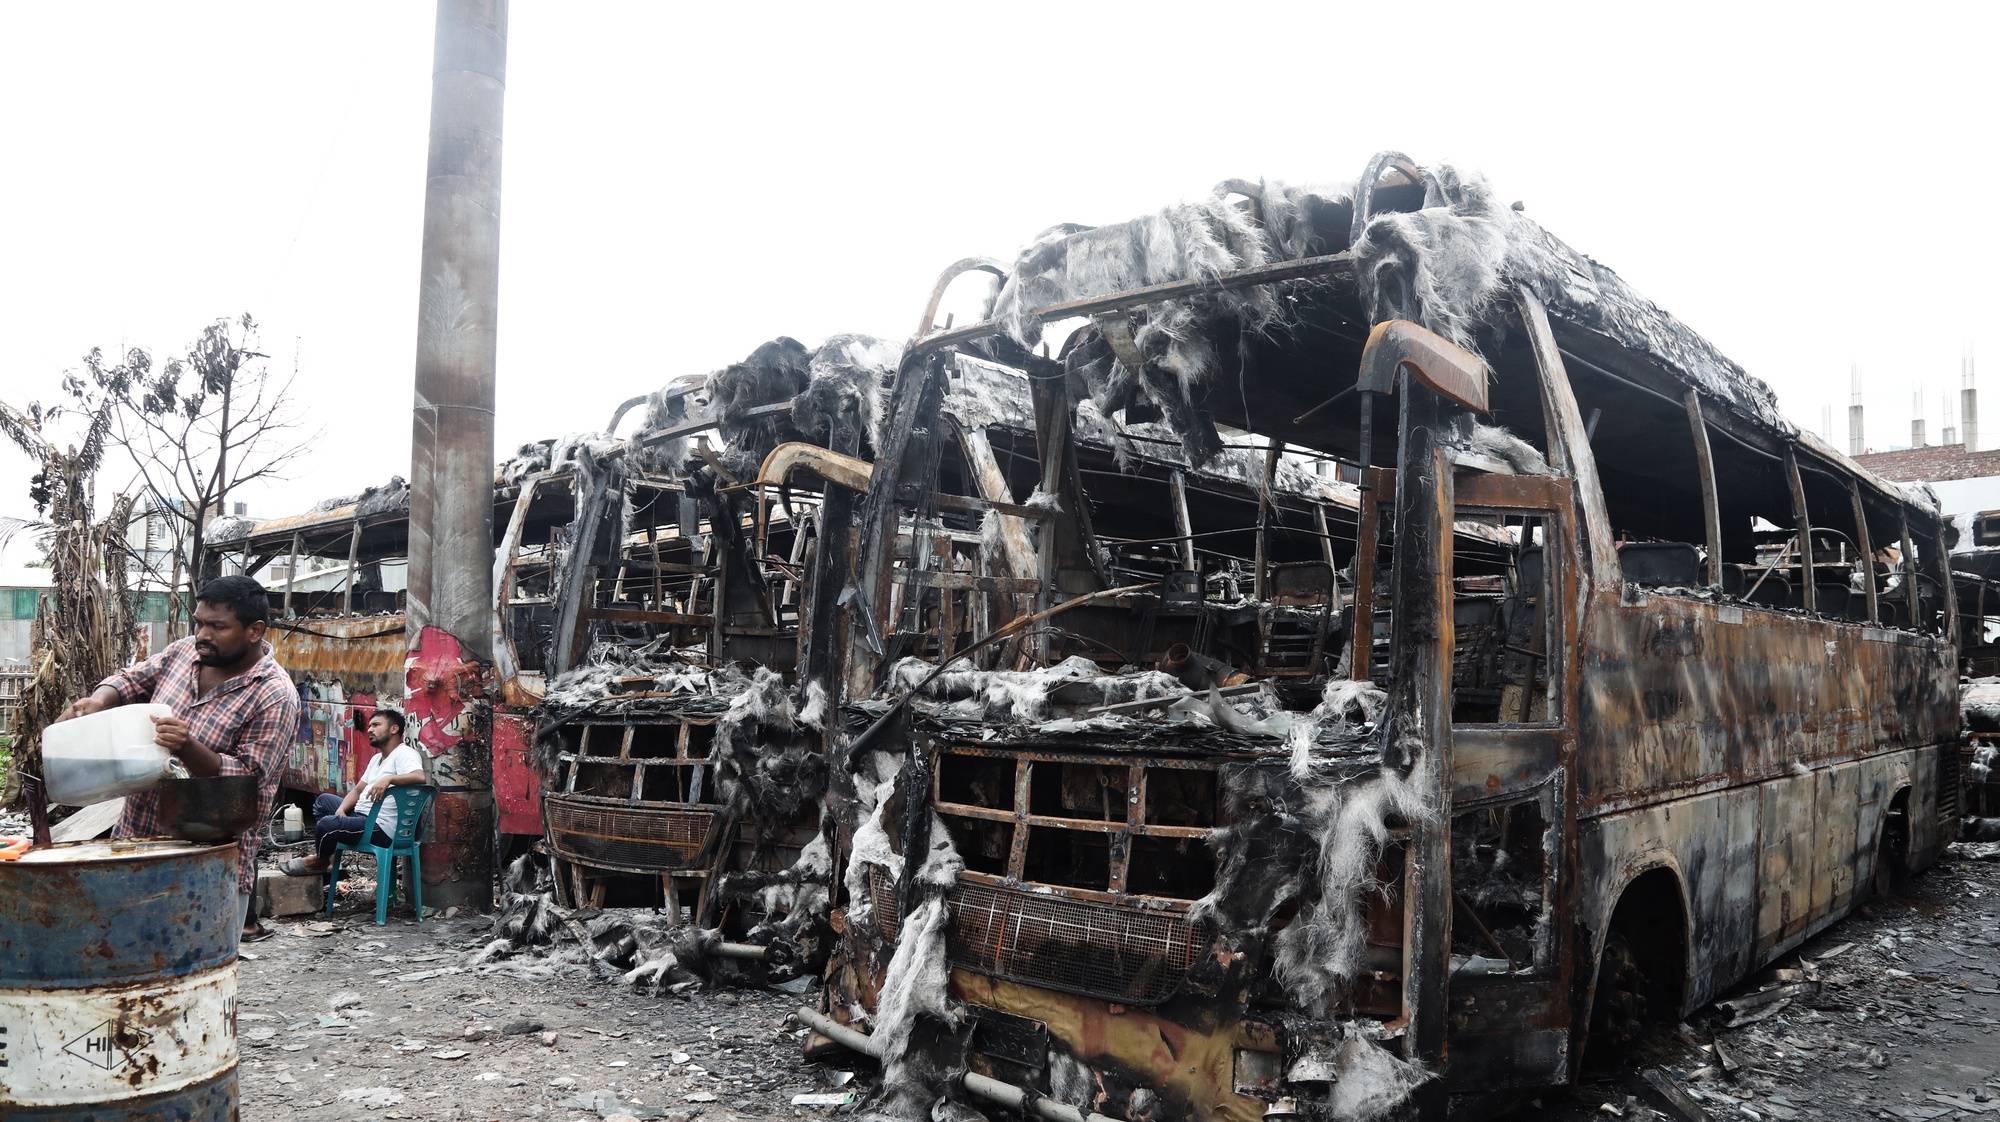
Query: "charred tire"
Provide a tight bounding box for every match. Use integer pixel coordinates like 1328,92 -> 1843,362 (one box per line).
1872,807 -> 1910,898
1585,932 -> 1652,1066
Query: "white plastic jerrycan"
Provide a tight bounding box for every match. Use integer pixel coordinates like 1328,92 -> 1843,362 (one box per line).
41,703 -> 177,805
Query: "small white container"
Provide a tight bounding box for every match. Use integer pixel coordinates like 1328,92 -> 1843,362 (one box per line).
41,704 -> 176,806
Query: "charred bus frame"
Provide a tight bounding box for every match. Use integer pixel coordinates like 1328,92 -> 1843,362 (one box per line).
805,153 -> 1961,1120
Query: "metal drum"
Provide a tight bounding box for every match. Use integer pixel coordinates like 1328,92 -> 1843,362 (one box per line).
0,839 -> 239,1120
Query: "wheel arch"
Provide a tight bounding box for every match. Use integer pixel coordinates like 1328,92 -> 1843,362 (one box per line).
1576,856 -> 1693,1061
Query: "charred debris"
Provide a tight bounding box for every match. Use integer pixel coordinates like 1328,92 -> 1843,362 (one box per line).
444,150 -> 1957,1122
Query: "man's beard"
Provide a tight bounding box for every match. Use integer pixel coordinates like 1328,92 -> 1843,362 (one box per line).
194,644 -> 229,666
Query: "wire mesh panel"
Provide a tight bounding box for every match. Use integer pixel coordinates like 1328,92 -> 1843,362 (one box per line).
544,795 -> 717,873
868,868 -> 1202,1006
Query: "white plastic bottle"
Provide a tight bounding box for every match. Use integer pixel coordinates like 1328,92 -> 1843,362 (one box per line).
41,703 -> 177,805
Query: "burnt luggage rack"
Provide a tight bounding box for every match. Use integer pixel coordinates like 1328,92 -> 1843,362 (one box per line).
543,714 -> 727,916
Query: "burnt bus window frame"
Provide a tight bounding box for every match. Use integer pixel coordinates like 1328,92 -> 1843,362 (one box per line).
1448,782 -> 1560,975
931,743 -> 1218,905
1453,502 -> 1564,729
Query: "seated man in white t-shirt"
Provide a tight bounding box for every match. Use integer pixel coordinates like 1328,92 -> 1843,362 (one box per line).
283,709 -> 426,875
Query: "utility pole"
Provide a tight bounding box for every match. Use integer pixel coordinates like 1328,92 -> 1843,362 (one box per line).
406,0 -> 507,911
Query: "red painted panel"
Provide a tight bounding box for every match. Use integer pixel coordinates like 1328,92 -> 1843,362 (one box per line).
405,626 -> 481,758
346,692 -> 377,790
492,710 -> 542,837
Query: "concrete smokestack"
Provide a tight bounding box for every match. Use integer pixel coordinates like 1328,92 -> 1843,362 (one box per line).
407,0 -> 507,911
1912,390 -> 1925,448
1964,347 -> 1979,454
1848,364 -> 1864,455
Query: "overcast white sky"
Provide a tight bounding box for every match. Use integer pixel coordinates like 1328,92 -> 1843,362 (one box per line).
3,2 -> 1996,565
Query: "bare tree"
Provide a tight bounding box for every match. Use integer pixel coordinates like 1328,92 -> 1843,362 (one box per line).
0,400 -> 135,802
89,315 -> 309,632
0,316 -> 310,798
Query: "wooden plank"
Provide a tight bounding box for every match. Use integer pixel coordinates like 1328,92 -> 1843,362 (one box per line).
1684,391 -> 1724,587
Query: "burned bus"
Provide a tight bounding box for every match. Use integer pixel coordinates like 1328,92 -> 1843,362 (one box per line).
200,377 -> 806,875
792,154 -> 1961,1120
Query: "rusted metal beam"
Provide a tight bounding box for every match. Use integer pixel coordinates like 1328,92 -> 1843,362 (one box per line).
1684,391 -> 1724,587
283,530 -> 301,617
551,469 -> 624,675
1849,480 -> 1879,624
1350,150 -> 1429,243
341,520 -> 360,614
578,607 -> 715,627
1254,438 -> 1281,601
960,427 -> 1043,644
1168,470 -> 1197,573
1783,445 -> 1816,613
906,253 -> 1356,358
1934,524 -> 1961,645
1350,467 -> 1384,676
1316,502 -> 1344,613
1358,320 -> 1490,413
754,441 -> 872,494
917,257 -> 1008,339
1516,289 -> 1620,588
1371,369 -> 1455,1092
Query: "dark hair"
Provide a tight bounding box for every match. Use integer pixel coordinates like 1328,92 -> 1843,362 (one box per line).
372,709 -> 407,734
194,575 -> 271,626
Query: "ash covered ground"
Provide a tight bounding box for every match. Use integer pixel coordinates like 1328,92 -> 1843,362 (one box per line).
6,804 -> 1992,1122
231,845 -> 2000,1122
235,888 -> 831,1122
1529,843 -> 2000,1122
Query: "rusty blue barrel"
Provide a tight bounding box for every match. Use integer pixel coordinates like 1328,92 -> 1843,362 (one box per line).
0,839 -> 239,1120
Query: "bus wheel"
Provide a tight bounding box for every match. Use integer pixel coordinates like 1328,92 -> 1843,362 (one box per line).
1872,802 -> 1910,898
1586,932 -> 1651,1065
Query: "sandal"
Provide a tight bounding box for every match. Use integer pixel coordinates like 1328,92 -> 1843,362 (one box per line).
241,924 -> 277,944
280,857 -> 323,877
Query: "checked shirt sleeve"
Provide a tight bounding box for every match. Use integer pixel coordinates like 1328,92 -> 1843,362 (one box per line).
99,640 -> 182,703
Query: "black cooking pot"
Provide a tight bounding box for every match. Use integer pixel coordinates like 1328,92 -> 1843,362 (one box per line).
154,775 -> 261,842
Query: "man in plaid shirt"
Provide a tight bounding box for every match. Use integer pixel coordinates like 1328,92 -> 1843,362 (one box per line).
60,575 -> 300,943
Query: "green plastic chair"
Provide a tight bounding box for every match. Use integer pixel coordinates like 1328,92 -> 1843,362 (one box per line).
324,785 -> 435,925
